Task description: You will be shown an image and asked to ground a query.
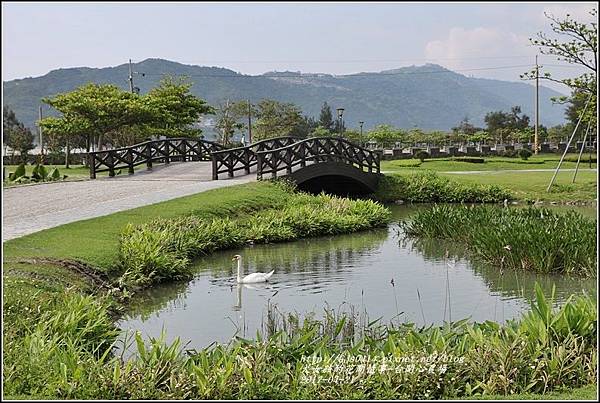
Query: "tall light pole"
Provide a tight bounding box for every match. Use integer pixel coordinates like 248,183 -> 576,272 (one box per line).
534,54 -> 539,155
336,107 -> 344,136
359,121 -> 364,146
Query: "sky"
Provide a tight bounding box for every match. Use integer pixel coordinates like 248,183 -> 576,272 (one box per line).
2,2 -> 596,94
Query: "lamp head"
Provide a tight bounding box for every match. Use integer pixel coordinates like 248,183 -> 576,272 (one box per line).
336,107 -> 344,119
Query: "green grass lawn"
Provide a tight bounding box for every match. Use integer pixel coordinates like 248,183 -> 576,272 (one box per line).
2,164 -> 98,187
3,181 -> 292,272
440,170 -> 597,202
381,153 -> 597,172
380,154 -> 597,201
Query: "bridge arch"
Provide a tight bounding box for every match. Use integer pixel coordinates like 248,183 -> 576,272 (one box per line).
285,161 -> 380,196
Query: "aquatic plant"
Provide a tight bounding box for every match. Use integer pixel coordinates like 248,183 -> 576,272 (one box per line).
117,192 -> 391,289
402,205 -> 597,276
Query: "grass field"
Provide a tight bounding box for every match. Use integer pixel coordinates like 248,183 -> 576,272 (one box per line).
381,153 -> 597,172
380,154 -> 597,202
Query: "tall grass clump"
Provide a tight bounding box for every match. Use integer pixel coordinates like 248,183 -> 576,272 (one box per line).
402,205 -> 597,276
374,172 -> 511,203
117,191 -> 390,289
4,282 -> 596,399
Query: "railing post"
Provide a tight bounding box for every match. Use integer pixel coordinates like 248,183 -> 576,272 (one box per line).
228,154 -> 234,178
244,149 -> 251,174
164,140 -> 170,164
300,144 -> 306,168
146,143 -> 153,170
272,151 -> 278,178
286,149 -> 292,175
88,153 -> 96,179
212,155 -> 218,180
108,152 -> 115,177
181,140 -> 187,162
128,149 -> 134,174
256,153 -> 263,180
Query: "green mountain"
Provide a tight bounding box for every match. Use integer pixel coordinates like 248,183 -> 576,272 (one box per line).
3,58 -> 567,134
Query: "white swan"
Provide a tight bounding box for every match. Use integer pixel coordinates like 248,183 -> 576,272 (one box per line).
233,255 -> 274,283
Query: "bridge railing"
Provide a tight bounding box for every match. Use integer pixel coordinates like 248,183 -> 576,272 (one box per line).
210,136 -> 300,179
87,137 -> 223,179
255,137 -> 380,180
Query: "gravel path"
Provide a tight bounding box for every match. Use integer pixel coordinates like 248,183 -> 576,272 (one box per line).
2,162 -> 255,241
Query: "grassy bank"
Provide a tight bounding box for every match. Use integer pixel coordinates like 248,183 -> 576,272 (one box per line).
118,189 -> 390,288
379,154 -> 597,203
402,205 -> 597,276
374,172 -> 512,203
4,269 -> 597,399
3,181 -> 296,271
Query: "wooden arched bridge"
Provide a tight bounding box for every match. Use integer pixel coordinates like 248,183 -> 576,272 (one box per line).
87,136 -> 381,195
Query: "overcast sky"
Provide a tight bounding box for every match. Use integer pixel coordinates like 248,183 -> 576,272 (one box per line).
2,2 -> 596,93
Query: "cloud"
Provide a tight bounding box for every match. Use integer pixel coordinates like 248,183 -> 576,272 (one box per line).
424,27 -> 534,71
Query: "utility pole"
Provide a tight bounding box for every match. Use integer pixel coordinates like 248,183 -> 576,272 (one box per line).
128,59 -> 134,93
534,55 -> 539,155
39,105 -> 44,164
247,100 -> 252,144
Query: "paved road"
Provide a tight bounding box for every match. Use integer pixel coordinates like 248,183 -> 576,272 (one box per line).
3,162 -> 254,241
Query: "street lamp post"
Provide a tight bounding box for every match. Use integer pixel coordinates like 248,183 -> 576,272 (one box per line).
336,107 -> 344,136
359,121 -> 364,146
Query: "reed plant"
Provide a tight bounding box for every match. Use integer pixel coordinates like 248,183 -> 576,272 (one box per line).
4,279 -> 596,399
117,191 -> 391,289
402,205 -> 597,276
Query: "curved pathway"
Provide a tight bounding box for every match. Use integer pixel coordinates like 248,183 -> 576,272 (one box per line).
2,162 -> 254,241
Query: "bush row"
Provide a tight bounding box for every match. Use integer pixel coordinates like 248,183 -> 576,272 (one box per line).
374,172 -> 512,204
118,191 -> 391,288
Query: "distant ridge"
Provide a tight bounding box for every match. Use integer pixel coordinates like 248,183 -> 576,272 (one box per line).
3,58 -> 567,132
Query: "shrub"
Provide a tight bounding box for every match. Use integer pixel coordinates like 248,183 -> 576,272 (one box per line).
518,149 -> 532,160
374,172 -> 512,204
414,150 -> 429,162
453,157 -> 485,163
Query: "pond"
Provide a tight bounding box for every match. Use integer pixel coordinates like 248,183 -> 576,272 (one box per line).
117,204 -> 597,352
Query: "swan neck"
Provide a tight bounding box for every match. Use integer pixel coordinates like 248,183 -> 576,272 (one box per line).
236,259 -> 242,282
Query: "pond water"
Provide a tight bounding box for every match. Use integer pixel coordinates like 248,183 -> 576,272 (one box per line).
117,205 -> 597,351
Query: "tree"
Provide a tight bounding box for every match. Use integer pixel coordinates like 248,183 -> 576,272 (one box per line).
252,99 -> 304,141
367,124 -> 405,148
309,126 -> 332,138
484,106 -> 530,143
40,115 -> 95,168
41,83 -> 153,151
290,115 -> 317,138
145,76 -> 214,139
8,125 -> 35,163
522,8 -> 597,127
451,116 -> 480,136
3,106 -> 23,156
317,102 -> 335,132
214,99 -> 245,146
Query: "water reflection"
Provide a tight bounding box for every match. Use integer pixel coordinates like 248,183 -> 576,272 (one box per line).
118,204 -> 596,351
